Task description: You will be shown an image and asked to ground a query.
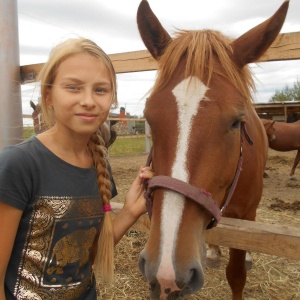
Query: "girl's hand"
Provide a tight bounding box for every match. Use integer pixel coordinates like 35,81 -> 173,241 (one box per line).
113,166 -> 154,245
124,166 -> 154,219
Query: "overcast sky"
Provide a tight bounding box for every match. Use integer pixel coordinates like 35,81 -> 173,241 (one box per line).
18,0 -> 300,122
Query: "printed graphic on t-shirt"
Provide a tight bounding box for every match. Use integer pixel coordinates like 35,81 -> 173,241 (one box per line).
14,196 -> 103,299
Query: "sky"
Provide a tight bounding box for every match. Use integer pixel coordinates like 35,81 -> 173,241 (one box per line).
17,0 -> 300,124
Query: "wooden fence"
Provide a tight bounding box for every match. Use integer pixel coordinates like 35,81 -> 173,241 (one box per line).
110,203 -> 300,260
20,31 -> 300,260
20,32 -> 300,82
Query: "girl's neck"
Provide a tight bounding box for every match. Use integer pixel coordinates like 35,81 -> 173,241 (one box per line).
37,127 -> 93,168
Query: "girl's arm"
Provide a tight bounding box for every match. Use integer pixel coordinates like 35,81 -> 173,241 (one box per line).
113,166 -> 153,245
0,201 -> 23,300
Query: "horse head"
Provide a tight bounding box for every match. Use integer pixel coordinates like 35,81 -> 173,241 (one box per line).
30,101 -> 46,134
137,1 -> 288,299
261,119 -> 276,142
97,121 -> 117,149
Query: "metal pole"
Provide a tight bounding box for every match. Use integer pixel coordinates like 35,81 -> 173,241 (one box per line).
0,0 -> 23,149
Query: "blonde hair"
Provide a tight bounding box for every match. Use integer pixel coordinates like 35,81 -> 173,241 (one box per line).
37,37 -> 118,283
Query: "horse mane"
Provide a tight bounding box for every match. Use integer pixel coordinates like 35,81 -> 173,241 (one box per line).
151,30 -> 255,103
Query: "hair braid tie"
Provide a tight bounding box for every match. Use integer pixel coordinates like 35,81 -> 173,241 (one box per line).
103,204 -> 111,212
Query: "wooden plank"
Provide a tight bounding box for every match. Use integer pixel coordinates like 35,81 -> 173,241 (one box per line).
109,50 -> 157,73
111,202 -> 150,233
255,102 -> 300,109
108,117 -> 146,121
19,50 -> 157,84
20,32 -> 300,84
258,32 -> 300,62
205,217 -> 300,260
110,202 -> 300,260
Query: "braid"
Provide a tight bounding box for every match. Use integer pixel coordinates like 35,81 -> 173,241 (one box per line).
89,132 -> 112,202
88,132 -> 114,283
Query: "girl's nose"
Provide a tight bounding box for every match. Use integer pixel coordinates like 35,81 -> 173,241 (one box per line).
80,91 -> 96,107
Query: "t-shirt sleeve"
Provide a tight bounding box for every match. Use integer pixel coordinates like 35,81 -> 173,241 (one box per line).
0,146 -> 33,211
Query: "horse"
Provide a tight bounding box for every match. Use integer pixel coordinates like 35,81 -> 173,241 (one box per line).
30,100 -> 47,134
206,120 -> 293,268
137,1 -> 289,299
30,100 -> 117,148
261,118 -> 300,176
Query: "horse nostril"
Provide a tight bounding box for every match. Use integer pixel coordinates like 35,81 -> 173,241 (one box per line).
188,267 -> 204,293
175,265 -> 205,297
150,282 -> 156,292
138,250 -> 147,277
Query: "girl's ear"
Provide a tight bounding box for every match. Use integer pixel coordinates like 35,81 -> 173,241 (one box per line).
45,88 -> 52,106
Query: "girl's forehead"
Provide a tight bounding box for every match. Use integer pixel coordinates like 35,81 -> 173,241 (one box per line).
55,53 -> 110,81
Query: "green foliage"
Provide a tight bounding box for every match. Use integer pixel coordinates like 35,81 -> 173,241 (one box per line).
22,127 -> 148,156
23,127 -> 35,140
269,79 -> 300,102
133,121 -> 145,134
291,80 -> 300,101
109,136 -> 148,156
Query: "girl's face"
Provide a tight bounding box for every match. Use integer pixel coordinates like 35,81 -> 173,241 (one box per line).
46,53 -> 113,136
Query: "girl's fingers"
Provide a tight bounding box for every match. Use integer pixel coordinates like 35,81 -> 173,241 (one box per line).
139,167 -> 154,179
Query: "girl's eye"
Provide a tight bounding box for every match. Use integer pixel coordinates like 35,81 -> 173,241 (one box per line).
95,88 -> 107,94
66,85 -> 80,91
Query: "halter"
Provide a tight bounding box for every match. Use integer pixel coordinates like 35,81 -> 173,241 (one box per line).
143,122 -> 253,229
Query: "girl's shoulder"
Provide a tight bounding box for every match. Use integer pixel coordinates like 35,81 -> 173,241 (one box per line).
0,136 -> 42,164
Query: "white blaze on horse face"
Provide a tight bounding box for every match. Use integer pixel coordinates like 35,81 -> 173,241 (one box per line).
157,76 -> 208,287
38,114 -> 42,131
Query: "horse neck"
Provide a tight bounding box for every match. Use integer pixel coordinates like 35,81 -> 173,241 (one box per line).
264,122 -> 275,141
33,112 -> 46,134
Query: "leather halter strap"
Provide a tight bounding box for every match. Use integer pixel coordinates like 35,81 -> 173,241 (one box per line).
143,122 -> 253,229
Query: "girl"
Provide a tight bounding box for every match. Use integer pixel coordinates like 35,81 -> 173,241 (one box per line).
0,38 -> 153,300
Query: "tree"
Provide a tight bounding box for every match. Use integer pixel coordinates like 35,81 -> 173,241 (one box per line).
291,80 -> 300,101
269,79 -> 300,102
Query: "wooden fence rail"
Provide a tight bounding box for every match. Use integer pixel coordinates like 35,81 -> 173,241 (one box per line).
111,202 -> 300,260
20,32 -> 300,83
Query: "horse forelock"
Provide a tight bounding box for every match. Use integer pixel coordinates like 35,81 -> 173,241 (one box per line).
151,30 -> 255,103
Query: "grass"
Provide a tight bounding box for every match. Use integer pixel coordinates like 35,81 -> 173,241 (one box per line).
23,127 -> 148,156
23,127 -> 35,140
109,136 -> 148,156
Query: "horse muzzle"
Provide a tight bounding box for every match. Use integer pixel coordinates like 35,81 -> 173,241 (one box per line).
139,249 -> 205,300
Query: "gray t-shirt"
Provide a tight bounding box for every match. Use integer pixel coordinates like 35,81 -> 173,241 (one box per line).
0,136 -> 117,299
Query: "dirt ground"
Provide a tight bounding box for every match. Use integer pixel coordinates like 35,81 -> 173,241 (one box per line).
99,149 -> 300,300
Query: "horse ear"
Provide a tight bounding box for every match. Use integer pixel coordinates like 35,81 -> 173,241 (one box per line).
231,0 -> 289,68
30,100 -> 36,110
137,0 -> 172,60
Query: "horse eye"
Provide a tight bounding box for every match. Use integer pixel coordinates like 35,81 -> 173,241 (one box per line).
232,119 -> 241,129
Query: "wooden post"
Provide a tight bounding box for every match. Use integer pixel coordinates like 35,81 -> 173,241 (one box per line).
0,0 -> 23,148
284,105 -> 287,122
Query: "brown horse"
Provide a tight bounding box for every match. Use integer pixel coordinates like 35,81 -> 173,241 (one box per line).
30,100 -> 117,148
137,1 -> 289,299
261,118 -> 300,176
30,100 -> 47,134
